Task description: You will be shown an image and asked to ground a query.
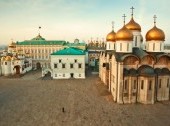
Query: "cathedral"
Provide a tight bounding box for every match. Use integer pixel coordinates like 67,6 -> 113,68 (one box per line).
99,7 -> 170,104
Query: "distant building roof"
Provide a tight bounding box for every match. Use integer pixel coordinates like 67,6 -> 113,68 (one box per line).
51,47 -> 85,55
16,40 -> 66,45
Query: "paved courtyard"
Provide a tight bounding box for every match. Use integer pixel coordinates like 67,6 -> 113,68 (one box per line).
0,70 -> 170,126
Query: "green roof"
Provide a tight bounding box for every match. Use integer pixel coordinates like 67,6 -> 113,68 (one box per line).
64,42 -> 86,47
16,40 -> 66,45
51,47 -> 85,55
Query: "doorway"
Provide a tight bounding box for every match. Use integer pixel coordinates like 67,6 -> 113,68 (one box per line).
70,73 -> 74,78
36,62 -> 41,69
14,65 -> 20,74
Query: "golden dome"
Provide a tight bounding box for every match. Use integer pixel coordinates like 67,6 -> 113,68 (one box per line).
11,56 -> 17,61
5,56 -> 11,61
106,30 -> 116,42
1,57 -> 6,61
146,26 -> 165,41
125,17 -> 141,31
116,26 -> 133,41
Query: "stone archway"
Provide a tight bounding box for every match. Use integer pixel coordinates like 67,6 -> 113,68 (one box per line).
14,65 -> 20,74
36,62 -> 41,69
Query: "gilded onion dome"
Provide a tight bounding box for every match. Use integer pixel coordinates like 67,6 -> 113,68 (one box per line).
116,26 -> 133,41
106,30 -> 116,42
5,56 -> 11,61
1,57 -> 6,61
146,15 -> 165,41
125,17 -> 141,31
11,56 -> 17,61
145,26 -> 165,41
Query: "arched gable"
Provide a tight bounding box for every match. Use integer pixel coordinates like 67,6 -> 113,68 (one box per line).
122,54 -> 140,65
141,55 -> 156,65
138,65 -> 155,76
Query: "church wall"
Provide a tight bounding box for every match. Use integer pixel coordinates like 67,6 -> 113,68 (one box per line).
146,41 -> 164,52
116,41 -> 132,53
131,31 -> 142,48
157,75 -> 170,101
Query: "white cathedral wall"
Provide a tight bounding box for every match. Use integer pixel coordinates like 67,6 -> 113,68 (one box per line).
146,41 -> 164,52
116,41 -> 132,53
4,61 -> 11,76
157,75 -> 170,101
131,31 -> 142,48
106,42 -> 115,50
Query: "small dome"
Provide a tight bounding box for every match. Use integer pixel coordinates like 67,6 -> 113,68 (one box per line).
9,42 -> 16,48
32,33 -> 45,41
146,26 -> 165,41
1,57 -> 6,61
125,18 -> 141,31
5,56 -> 11,61
106,30 -> 116,42
116,26 -> 133,41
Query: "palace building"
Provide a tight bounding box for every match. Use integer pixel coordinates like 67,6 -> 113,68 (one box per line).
99,7 -> 170,104
15,34 -> 86,69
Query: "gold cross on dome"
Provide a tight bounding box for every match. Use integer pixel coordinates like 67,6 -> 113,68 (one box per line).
130,6 -> 135,17
112,21 -> 114,31
122,14 -> 126,25
153,15 -> 157,26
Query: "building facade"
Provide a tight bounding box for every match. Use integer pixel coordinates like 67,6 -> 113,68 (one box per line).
99,8 -> 170,104
42,47 -> 86,79
1,43 -> 32,76
16,34 -> 86,69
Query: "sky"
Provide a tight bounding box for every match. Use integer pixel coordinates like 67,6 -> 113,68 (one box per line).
0,0 -> 170,45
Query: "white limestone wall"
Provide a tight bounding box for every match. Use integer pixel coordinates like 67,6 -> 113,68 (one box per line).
131,31 -> 142,48
116,41 -> 132,53
106,42 -> 115,50
4,61 -> 11,76
146,41 -> 164,52
51,55 -> 85,79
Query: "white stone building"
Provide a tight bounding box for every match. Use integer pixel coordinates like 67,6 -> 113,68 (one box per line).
1,43 -> 32,76
99,8 -> 170,104
42,47 -> 86,79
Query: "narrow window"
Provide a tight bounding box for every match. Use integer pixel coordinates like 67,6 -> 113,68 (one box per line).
160,43 -> 162,51
59,59 -> 62,63
54,64 -> 57,68
63,74 -> 65,77
135,36 -> 137,46
124,80 -> 128,90
75,59 -> 77,63
141,80 -> 144,90
134,80 -> 136,89
127,43 -> 129,51
5,62 -> 7,65
159,79 -> 162,88
149,80 -> 152,90
78,63 -> 82,68
120,43 -> 122,51
62,64 -> 65,68
70,64 -> 73,68
153,43 -> 155,51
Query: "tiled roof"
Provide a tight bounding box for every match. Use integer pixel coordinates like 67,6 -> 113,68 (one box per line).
16,40 -> 66,45
51,47 -> 85,55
